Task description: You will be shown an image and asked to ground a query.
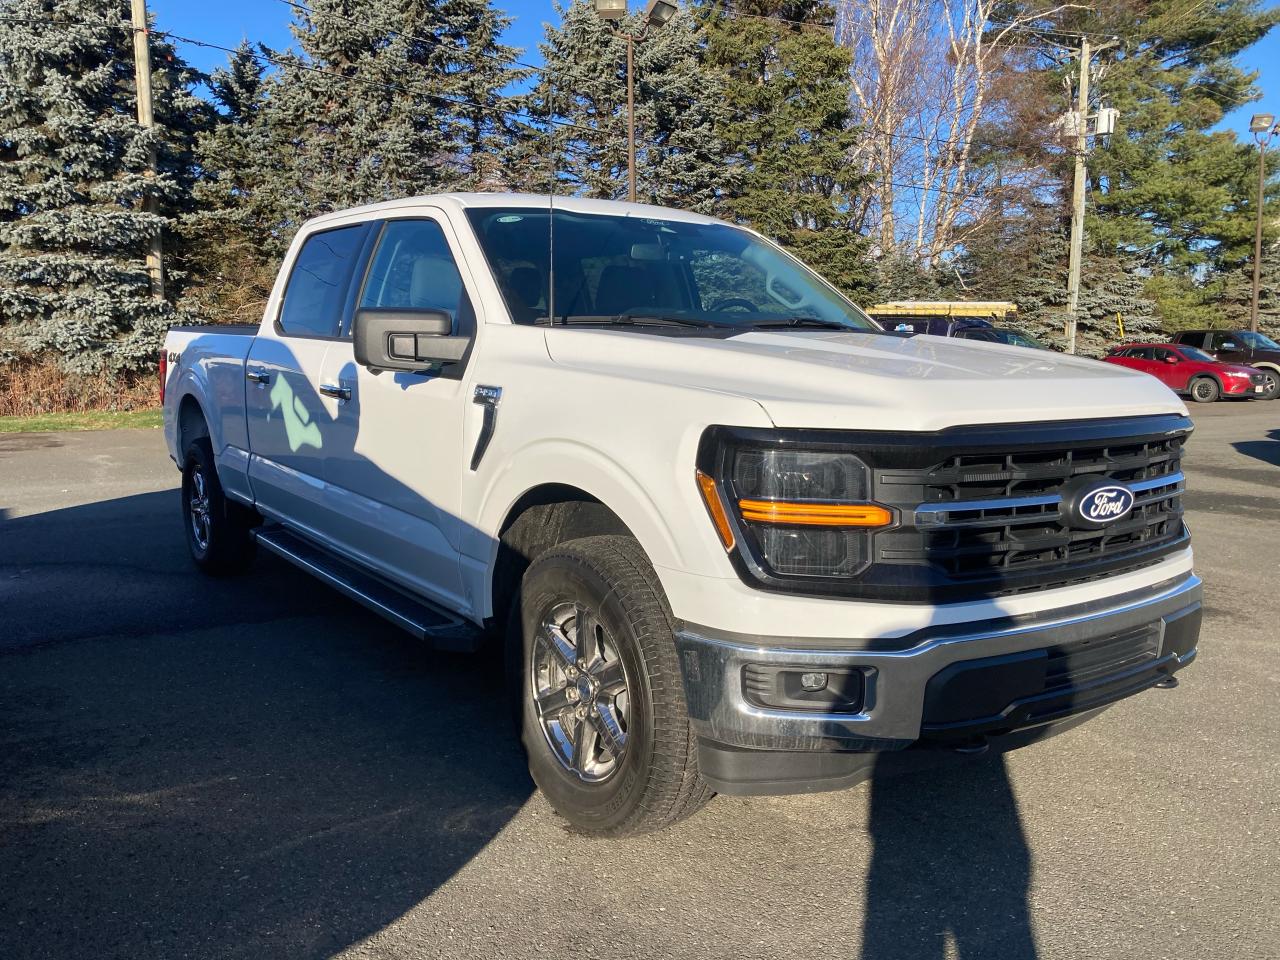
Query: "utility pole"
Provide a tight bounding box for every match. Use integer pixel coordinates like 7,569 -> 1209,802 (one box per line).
130,0 -> 164,299
1063,37 -> 1090,356
1248,113 -> 1278,334
1064,37 -> 1117,354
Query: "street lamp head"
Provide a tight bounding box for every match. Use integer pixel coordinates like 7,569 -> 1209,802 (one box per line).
594,0 -> 627,20
1249,113 -> 1275,133
643,0 -> 678,26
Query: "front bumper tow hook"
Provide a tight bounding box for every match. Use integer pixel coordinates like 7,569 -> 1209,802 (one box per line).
952,738 -> 990,756
1155,675 -> 1179,689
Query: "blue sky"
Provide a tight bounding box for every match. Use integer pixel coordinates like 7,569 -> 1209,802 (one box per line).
152,0 -> 1278,140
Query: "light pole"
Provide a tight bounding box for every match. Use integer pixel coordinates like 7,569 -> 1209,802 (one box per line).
1248,113 -> 1278,334
593,0 -> 677,203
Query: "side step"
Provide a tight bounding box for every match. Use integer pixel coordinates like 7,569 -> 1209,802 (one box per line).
254,525 -> 483,653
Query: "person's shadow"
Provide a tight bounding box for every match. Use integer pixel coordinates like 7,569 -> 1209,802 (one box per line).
860,751 -> 1037,960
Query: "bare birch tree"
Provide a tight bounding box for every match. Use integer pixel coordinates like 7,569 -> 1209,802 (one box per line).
838,0 -> 1077,266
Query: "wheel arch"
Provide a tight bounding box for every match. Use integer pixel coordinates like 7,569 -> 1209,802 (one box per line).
177,392 -> 210,455
1188,372 -> 1223,393
487,483 -> 638,629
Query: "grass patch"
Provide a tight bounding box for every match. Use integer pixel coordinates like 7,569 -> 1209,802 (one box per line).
0,408 -> 163,433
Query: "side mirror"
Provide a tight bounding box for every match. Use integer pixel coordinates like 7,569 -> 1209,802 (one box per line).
353,308 -> 469,373
1221,341 -> 1237,350
1163,355 -> 1179,364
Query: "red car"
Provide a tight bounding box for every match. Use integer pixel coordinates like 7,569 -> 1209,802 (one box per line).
1103,342 -> 1268,403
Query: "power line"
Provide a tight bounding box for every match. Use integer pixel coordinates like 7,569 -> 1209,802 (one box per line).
5,10 -> 1063,205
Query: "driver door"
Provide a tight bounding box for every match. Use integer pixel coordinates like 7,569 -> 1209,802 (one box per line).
318,215 -> 477,614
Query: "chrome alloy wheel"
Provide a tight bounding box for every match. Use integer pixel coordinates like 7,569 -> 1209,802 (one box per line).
188,466 -> 212,552
531,602 -> 631,782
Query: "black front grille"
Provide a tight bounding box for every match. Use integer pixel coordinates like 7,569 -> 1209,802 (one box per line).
870,417 -> 1191,600
918,433 -> 1182,501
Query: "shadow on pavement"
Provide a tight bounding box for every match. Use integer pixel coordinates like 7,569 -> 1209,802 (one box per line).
0,492 -> 533,960
1232,427 -> 1280,467
861,752 -> 1037,960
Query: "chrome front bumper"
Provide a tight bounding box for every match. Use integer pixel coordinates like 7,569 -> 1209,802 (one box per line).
673,574 -> 1201,792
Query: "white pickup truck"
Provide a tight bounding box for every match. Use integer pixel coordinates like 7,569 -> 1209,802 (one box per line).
162,193 -> 1201,835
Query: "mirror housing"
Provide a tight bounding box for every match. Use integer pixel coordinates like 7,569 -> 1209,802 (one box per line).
353,308 -> 469,373
1163,355 -> 1179,364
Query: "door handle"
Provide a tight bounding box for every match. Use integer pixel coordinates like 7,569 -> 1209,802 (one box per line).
246,369 -> 270,384
319,383 -> 352,402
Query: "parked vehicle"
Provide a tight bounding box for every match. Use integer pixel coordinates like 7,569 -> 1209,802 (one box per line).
162,194 -> 1201,835
952,325 -> 1051,350
865,300 -> 1017,338
1169,329 -> 1280,400
1103,342 -> 1268,403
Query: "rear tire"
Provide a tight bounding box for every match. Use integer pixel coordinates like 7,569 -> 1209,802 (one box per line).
516,535 -> 713,835
1188,377 -> 1220,403
182,437 -> 256,576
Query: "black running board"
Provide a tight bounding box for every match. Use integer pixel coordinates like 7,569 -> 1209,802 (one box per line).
254,525 -> 482,652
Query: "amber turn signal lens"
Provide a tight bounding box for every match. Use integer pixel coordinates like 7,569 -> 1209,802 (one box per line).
696,471 -> 736,550
737,500 -> 893,527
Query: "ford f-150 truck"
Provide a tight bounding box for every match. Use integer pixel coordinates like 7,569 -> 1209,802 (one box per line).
162,193 -> 1201,835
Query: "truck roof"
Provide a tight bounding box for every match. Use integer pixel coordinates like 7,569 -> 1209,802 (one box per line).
302,192 -> 727,230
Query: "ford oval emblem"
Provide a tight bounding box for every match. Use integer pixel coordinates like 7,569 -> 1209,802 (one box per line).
1073,484 -> 1134,528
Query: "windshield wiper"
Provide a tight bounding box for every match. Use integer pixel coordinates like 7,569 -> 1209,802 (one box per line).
537,312 -> 728,329
739,317 -> 858,331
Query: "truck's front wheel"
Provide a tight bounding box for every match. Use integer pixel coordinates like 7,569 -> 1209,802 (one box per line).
516,535 -> 713,835
182,438 -> 256,576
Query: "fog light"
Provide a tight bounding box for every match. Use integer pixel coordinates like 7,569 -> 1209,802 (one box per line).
800,672 -> 828,692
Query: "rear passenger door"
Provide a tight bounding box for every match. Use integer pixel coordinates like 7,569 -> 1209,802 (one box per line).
245,222 -> 372,537
1153,347 -> 1188,390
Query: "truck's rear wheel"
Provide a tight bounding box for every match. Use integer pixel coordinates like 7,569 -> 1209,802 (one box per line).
1188,376 -> 1220,403
516,535 -> 713,835
1258,368 -> 1279,400
182,437 -> 256,576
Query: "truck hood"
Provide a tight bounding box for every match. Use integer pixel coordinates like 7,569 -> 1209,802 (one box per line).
543,328 -> 1188,431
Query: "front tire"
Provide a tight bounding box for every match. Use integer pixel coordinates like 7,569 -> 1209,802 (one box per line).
1258,368 -> 1280,400
516,535 -> 713,835
182,437 -> 256,576
1188,376 -> 1220,403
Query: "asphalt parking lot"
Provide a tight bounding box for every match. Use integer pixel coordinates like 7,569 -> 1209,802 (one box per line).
1,402 -> 1277,960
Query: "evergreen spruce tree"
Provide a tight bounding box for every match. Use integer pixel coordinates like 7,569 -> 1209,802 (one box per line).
437,0 -> 531,189
181,42 -> 283,325
1217,244 -> 1280,336
951,218 -> 1161,354
699,0 -> 873,297
253,0 -> 527,230
0,0 -> 209,373
1070,0 -> 1279,274
528,0 -> 734,213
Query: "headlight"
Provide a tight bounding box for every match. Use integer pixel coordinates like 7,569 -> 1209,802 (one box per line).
697,442 -> 893,581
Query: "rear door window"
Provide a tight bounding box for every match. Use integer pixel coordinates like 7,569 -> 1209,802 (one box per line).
277,224 -> 370,338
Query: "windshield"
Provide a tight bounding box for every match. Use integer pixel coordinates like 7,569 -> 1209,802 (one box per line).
465,207 -> 880,333
1239,331 -> 1280,350
1180,346 -> 1216,363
